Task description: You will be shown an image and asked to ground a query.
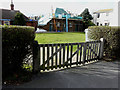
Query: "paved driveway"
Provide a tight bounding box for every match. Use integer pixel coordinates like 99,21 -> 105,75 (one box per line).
3,60 -> 120,88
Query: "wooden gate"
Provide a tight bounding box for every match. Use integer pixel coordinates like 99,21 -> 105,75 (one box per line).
33,38 -> 104,72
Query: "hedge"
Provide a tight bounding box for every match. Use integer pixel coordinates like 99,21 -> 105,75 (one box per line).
88,26 -> 120,58
2,25 -> 35,79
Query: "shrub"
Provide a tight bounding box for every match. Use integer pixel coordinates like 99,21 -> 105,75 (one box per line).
83,20 -> 96,29
2,25 -> 35,80
13,12 -> 26,26
88,26 -> 120,58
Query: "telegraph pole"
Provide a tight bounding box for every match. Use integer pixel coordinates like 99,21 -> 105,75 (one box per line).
51,6 -> 57,32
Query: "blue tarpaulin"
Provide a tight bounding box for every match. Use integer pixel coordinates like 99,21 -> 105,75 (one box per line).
29,19 -> 37,21
0,19 -> 11,21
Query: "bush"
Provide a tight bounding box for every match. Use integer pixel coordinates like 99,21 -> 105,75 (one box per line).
13,12 -> 26,26
88,26 -> 120,58
2,25 -> 35,80
83,20 -> 96,29
87,20 -> 96,26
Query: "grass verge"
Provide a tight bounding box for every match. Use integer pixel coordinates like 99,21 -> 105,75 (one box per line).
35,32 -> 85,44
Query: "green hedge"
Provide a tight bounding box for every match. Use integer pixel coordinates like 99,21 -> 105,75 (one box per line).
2,25 -> 35,79
88,26 -> 120,58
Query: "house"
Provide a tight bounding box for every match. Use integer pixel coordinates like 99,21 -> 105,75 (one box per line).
0,1 -> 38,28
0,9 -> 29,25
38,8 -> 84,32
93,9 -> 113,26
39,18 -> 84,32
93,2 -> 119,26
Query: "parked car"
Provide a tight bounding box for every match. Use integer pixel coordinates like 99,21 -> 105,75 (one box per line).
35,28 -> 47,33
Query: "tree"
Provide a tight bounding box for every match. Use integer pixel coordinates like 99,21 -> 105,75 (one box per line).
79,8 -> 95,29
79,8 -> 93,21
13,12 -> 26,26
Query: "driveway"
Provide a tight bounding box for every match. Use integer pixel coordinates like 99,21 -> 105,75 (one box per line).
3,60 -> 119,88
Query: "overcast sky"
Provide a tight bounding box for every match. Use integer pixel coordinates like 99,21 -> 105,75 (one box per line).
0,0 -> 119,17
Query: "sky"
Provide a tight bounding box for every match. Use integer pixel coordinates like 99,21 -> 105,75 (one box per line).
0,0 -> 119,17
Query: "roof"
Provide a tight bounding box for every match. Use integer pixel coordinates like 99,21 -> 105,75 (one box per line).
0,9 -> 29,21
55,8 -> 68,15
93,9 -> 113,14
54,18 -> 82,21
55,8 -> 82,20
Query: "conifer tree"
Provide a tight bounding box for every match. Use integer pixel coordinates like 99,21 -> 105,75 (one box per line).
79,8 -> 95,29
13,12 -> 26,26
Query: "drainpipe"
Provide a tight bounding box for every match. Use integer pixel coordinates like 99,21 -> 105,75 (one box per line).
66,14 -> 68,32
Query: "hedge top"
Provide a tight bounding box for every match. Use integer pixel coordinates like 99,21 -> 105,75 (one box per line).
88,26 -> 120,58
88,26 -> 120,29
1,25 -> 34,30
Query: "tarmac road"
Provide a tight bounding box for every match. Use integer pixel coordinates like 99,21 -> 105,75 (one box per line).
3,60 -> 120,89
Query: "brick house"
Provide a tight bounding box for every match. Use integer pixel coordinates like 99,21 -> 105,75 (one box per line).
0,1 -> 38,29
38,8 -> 84,32
39,18 -> 84,32
0,9 -> 29,25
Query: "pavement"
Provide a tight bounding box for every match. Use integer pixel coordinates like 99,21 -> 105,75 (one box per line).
3,60 -> 120,89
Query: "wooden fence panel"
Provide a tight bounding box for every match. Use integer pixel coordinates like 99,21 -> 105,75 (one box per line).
47,45 -> 49,70
76,44 -> 79,65
63,44 -> 65,68
66,44 -> 69,67
79,45 -> 82,64
55,45 -> 58,69
70,44 -> 73,67
43,45 -> 45,71
51,45 -> 54,70
33,39 -> 103,72
59,45 -> 62,68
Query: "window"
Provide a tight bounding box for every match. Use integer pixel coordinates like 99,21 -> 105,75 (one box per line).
57,22 -> 60,27
105,23 -> 110,26
105,23 -> 108,26
106,13 -> 109,16
97,22 -> 99,26
69,23 -> 72,27
50,22 -> 53,25
97,13 -> 100,18
0,21 -> 2,25
4,21 -> 10,25
64,24 -> 66,27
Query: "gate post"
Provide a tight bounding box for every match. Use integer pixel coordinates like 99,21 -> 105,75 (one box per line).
99,38 -> 105,59
33,41 -> 40,73
83,43 -> 87,65
85,29 -> 89,42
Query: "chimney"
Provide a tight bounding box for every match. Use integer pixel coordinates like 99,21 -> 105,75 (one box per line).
10,0 -> 14,10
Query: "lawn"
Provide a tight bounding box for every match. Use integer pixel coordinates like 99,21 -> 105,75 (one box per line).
35,32 -> 85,44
